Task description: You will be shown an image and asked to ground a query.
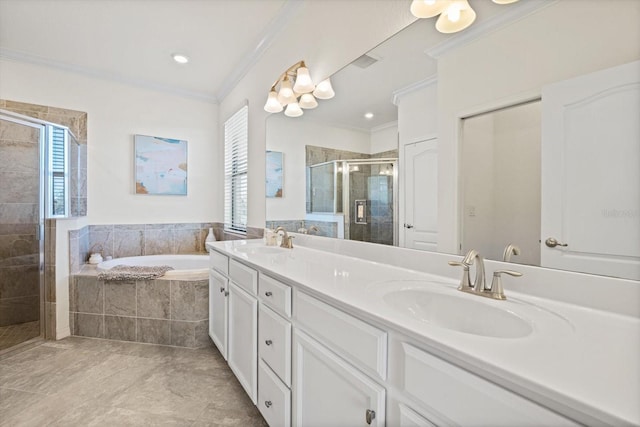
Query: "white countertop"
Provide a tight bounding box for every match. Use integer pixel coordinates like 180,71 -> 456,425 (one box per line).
208,239 -> 640,426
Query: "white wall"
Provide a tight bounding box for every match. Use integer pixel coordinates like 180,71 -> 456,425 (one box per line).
437,0 -> 640,253
265,115 -> 371,221
370,122 -> 398,154
219,1 -> 416,230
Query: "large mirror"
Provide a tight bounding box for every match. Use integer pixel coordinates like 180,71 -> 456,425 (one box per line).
265,0 -> 640,281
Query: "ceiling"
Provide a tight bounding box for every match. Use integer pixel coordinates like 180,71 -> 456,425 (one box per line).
0,0 -> 290,102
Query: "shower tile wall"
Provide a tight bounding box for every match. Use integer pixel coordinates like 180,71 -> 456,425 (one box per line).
368,173 -> 394,246
1,99 -> 88,217
265,220 -> 337,238
348,166 -> 371,243
0,116 -> 40,329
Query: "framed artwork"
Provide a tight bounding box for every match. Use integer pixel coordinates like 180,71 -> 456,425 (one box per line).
134,134 -> 187,195
266,150 -> 283,198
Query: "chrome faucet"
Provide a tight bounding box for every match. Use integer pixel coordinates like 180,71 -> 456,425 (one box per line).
449,249 -> 522,300
502,243 -> 520,262
274,226 -> 294,249
296,225 -> 319,235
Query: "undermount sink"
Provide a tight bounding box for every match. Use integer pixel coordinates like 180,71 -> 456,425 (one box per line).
235,245 -> 285,255
383,288 -> 534,338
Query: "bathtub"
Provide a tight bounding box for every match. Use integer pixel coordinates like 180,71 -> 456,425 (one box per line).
97,254 -> 208,278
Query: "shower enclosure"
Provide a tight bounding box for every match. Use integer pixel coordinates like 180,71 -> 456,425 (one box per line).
0,110 -> 78,352
307,158 -> 398,245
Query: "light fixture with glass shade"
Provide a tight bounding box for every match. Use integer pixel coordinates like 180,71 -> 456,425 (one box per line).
263,60 -> 334,118
410,0 -> 519,34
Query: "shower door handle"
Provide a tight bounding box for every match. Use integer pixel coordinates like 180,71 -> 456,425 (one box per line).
404,223 -> 414,229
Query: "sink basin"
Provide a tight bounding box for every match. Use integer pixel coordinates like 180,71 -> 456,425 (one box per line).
235,245 -> 285,255
383,288 -> 534,338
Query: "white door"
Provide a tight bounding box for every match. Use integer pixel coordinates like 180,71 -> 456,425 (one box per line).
293,329 -> 385,427
541,60 -> 640,280
208,269 -> 228,360
402,138 -> 438,251
228,281 -> 258,403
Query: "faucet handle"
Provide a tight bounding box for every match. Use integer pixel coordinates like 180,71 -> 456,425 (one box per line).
449,260 -> 471,290
490,269 -> 522,300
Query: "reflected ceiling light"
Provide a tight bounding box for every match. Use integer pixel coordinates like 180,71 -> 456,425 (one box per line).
313,78 -> 335,100
172,53 -> 189,64
364,112 -> 374,119
410,0 -> 447,18
264,60 -> 334,117
284,102 -> 304,118
411,0 -> 518,34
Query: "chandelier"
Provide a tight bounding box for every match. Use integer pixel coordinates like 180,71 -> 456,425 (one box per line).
263,60 -> 335,118
410,0 -> 519,33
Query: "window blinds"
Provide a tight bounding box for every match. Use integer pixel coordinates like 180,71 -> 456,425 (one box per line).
50,126 -> 67,216
224,105 -> 248,233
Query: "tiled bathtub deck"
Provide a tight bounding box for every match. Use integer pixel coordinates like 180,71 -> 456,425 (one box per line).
0,337 -> 267,426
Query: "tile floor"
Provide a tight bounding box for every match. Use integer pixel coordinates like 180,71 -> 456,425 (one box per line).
0,321 -> 40,351
0,337 -> 267,426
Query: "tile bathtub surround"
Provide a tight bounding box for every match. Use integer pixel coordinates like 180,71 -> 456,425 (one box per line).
0,337 -> 267,426
266,220 -> 337,238
69,274 -> 210,348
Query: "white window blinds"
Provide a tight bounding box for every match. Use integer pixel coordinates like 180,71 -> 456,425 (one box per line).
224,105 -> 248,233
50,126 -> 68,217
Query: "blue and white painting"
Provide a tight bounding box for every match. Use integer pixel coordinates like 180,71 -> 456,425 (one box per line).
266,150 -> 283,198
135,135 -> 187,195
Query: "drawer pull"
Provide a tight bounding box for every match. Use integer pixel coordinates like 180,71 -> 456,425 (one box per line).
224,291 -> 229,297
219,287 -> 225,293
265,339 -> 273,346
265,291 -> 273,297
265,400 -> 272,408
366,409 -> 376,425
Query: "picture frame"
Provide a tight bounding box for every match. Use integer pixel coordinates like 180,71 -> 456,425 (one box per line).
266,150 -> 284,198
134,134 -> 188,195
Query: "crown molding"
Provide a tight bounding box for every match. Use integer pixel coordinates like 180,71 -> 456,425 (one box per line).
0,47 -> 218,103
392,75 -> 437,105
425,0 -> 559,59
215,0 -> 303,102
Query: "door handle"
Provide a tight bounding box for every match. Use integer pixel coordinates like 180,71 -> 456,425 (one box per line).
545,237 -> 568,248
404,223 -> 414,229
365,409 -> 376,425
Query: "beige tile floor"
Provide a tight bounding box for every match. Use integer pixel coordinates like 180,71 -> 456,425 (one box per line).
0,321 -> 40,352
0,337 -> 267,426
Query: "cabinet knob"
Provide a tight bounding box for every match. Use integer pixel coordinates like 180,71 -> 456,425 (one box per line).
265,291 -> 273,297
265,339 -> 273,346
366,409 -> 376,425
224,291 -> 229,297
219,287 -> 225,293
265,400 -> 272,408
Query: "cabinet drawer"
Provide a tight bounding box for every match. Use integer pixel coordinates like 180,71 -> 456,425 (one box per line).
295,292 -> 387,380
259,274 -> 292,318
229,259 -> 258,295
401,343 -> 578,426
259,304 -> 292,386
258,359 -> 291,427
209,250 -> 228,276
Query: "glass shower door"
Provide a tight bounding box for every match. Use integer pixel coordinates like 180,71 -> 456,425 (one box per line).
0,116 -> 44,351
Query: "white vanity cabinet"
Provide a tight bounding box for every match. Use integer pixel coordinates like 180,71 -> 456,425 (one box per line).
227,259 -> 259,404
208,269 -> 228,359
257,273 -> 293,427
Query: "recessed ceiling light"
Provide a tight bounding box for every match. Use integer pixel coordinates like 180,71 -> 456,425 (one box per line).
364,112 -> 374,119
172,53 -> 189,64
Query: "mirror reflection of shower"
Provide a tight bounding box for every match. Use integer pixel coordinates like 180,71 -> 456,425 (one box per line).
307,158 -> 398,245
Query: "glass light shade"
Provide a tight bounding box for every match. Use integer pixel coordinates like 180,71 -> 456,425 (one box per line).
299,93 -> 318,109
284,102 -> 303,117
492,0 -> 519,3
293,66 -> 315,94
277,78 -> 297,105
410,0 -> 447,18
435,0 -> 476,33
263,90 -> 283,113
312,78 -> 335,100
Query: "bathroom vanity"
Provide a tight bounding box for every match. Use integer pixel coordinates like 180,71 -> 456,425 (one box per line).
207,237 -> 639,427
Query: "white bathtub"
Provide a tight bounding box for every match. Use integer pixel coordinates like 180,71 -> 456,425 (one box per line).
97,254 -> 208,278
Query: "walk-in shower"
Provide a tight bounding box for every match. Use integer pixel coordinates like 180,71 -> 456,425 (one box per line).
0,110 -> 79,352
307,158 -> 398,245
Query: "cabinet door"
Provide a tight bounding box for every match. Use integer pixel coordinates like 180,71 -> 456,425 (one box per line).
228,281 -> 258,404
293,329 -> 385,427
209,270 -> 228,360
